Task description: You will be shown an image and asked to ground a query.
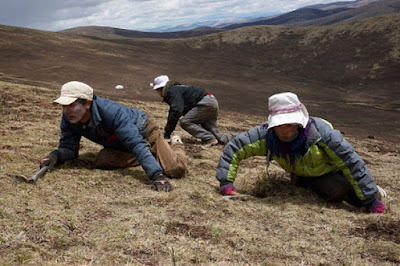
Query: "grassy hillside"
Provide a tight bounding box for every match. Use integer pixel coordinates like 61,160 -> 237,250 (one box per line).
1,15 -> 400,142
1,81 -> 399,265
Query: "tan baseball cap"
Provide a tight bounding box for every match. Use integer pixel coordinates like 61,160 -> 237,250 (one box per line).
54,81 -> 94,105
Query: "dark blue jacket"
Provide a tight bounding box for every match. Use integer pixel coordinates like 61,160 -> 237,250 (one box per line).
54,95 -> 163,179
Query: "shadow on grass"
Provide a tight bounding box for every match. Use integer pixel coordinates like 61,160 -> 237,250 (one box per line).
59,152 -> 150,184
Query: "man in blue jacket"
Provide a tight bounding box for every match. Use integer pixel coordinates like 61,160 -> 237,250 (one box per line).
40,81 -> 188,192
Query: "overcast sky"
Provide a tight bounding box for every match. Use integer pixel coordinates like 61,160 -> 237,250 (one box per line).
0,0 -> 349,32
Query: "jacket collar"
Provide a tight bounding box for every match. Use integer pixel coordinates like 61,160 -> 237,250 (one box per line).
305,118 -> 321,148
89,95 -> 101,127
161,81 -> 180,98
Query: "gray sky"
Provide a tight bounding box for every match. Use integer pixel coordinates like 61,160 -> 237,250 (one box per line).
0,0 -> 349,32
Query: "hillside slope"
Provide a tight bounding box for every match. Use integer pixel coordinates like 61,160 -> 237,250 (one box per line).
0,14 -> 399,141
0,81 -> 399,265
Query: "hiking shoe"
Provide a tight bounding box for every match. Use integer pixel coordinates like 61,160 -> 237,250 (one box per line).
202,138 -> 218,146
170,135 -> 183,145
377,185 -> 387,199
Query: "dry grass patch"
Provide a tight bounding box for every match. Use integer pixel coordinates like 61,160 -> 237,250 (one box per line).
1,81 -> 399,265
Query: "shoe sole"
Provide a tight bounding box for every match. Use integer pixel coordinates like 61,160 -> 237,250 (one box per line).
203,139 -> 218,146
377,185 -> 387,198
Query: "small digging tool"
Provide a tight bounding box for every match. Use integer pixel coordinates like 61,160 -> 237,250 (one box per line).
8,166 -> 49,184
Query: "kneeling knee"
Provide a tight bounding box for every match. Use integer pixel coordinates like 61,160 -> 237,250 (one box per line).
180,119 -> 191,130
325,186 -> 349,203
165,166 -> 187,179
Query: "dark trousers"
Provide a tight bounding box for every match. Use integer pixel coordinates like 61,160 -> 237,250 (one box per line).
293,171 -> 366,207
180,96 -> 235,144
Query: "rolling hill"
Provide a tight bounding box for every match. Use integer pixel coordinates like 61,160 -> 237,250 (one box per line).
0,14 -> 399,141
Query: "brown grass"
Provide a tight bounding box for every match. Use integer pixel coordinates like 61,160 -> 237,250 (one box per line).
1,81 -> 399,265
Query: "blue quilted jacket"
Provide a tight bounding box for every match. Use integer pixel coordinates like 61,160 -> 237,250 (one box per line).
54,95 -> 163,179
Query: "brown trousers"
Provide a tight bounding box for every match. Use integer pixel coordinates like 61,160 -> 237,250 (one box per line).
95,117 -> 188,178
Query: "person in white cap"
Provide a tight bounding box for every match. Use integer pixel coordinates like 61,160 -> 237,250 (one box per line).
215,92 -> 386,213
150,75 -> 234,146
40,81 -> 188,192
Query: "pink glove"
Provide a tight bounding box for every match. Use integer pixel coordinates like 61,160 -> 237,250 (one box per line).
219,183 -> 238,195
366,199 -> 385,213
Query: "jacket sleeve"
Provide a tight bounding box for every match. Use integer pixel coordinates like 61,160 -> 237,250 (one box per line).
315,118 -> 378,203
112,108 -> 163,179
56,115 -> 81,164
216,125 -> 268,185
164,89 -> 185,137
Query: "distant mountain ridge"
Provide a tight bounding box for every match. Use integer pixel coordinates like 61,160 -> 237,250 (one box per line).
221,7 -> 351,29
223,0 -> 399,29
307,0 -> 381,10
61,25 -> 223,39
60,0 -> 399,39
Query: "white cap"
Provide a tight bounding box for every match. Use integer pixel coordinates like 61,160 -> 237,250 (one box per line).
151,75 -> 169,90
267,92 -> 309,129
54,81 -> 93,105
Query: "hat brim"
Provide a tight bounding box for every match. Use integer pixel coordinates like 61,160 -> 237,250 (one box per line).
53,96 -> 78,105
267,107 -> 309,129
153,81 -> 168,90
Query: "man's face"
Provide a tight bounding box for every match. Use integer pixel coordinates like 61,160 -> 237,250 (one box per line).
156,89 -> 163,97
62,100 -> 91,124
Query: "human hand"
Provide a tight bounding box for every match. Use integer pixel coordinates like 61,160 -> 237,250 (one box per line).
151,174 -> 173,192
40,152 -> 58,172
365,199 -> 385,213
219,182 -> 238,195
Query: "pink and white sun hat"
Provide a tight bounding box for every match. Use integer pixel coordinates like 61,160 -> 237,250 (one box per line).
150,75 -> 169,90
267,92 -> 309,129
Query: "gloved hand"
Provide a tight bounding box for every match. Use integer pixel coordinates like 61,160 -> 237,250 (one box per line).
365,198 -> 385,213
40,152 -> 58,172
219,182 -> 238,195
151,174 -> 173,192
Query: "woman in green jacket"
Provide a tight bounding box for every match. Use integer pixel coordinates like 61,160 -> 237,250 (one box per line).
216,92 -> 386,213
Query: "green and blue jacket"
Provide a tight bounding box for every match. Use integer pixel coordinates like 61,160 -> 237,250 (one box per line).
216,117 -> 378,202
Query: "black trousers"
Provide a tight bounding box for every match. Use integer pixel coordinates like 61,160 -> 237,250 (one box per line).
293,171 -> 366,207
